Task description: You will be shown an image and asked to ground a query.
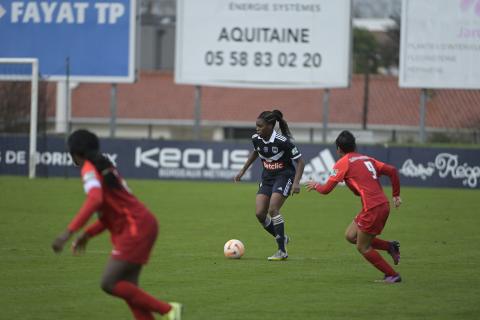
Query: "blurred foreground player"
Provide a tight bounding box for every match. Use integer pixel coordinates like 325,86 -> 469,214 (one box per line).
306,130 -> 402,283
235,110 -> 305,261
52,129 -> 182,319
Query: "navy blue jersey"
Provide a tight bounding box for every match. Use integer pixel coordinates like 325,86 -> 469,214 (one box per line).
252,130 -> 302,177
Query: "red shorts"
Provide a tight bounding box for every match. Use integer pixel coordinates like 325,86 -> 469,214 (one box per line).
111,213 -> 159,265
354,202 -> 390,235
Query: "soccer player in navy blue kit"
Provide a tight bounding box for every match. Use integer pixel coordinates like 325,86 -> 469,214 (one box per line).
235,110 -> 305,260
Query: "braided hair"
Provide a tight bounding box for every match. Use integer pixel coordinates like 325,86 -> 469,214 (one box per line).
67,129 -> 120,188
257,109 -> 292,138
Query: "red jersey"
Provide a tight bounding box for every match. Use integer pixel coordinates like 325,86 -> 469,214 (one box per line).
67,160 -> 154,238
316,152 -> 400,211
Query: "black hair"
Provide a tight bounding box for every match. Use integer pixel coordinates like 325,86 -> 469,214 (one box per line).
257,109 -> 292,138
67,129 -> 120,188
335,130 -> 356,153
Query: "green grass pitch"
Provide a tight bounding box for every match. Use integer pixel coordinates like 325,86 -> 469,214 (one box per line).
1,176 -> 479,319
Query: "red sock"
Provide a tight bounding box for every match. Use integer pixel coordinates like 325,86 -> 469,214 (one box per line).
126,301 -> 155,320
113,281 -> 172,315
362,249 -> 397,276
371,238 -> 390,251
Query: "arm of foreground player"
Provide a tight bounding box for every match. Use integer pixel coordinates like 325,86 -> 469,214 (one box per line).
234,150 -> 259,182
305,178 -> 339,195
378,163 -> 402,208
52,188 -> 103,253
71,220 -> 106,255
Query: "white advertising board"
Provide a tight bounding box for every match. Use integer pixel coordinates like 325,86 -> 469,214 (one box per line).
400,0 -> 480,89
175,0 -> 351,88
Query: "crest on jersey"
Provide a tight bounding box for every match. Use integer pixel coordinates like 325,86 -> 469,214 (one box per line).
83,171 -> 96,182
272,146 -> 278,154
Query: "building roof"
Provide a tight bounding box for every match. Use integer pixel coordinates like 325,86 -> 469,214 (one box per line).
67,71 -> 480,129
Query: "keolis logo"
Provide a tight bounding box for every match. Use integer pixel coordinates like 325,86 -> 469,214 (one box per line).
135,146 -> 251,180
135,147 -> 248,169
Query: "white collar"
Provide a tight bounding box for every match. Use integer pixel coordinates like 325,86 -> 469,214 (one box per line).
261,130 -> 277,144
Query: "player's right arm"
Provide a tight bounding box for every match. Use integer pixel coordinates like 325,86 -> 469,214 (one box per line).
67,187 -> 103,232
305,156 -> 348,195
71,220 -> 106,254
305,178 -> 339,194
234,150 -> 259,182
52,163 -> 104,253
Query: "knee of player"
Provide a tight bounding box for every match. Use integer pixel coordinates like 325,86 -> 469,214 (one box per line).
267,208 -> 279,217
355,243 -> 370,254
255,210 -> 267,220
100,278 -> 115,294
345,233 -> 356,244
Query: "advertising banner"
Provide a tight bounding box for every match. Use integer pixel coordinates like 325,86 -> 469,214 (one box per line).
0,0 -> 137,82
175,0 -> 352,88
1,136 -> 479,189
400,0 -> 480,89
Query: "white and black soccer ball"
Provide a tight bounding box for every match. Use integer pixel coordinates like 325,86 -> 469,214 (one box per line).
223,239 -> 245,259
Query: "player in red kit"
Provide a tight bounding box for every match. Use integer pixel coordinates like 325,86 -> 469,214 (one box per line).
51,129 -> 182,319
306,130 -> 402,283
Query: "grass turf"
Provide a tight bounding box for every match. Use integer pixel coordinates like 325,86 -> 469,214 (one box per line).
0,176 -> 479,319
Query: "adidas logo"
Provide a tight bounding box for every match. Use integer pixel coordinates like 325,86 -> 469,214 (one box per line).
301,149 -> 336,185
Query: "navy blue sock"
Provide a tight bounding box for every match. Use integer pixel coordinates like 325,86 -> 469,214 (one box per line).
262,216 -> 276,237
272,215 -> 286,252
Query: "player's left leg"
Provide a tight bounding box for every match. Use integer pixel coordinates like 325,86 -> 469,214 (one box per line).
345,221 -> 357,244
122,265 -> 154,320
122,263 -> 183,320
101,258 -> 174,317
354,204 -> 400,265
370,237 -> 401,265
356,231 -> 401,283
267,192 -> 288,260
346,221 -> 397,257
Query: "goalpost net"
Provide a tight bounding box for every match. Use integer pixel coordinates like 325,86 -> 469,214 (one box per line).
0,58 -> 39,179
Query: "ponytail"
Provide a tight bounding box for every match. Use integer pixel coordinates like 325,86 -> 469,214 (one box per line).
258,109 -> 292,139
271,109 -> 292,138
86,152 -> 120,189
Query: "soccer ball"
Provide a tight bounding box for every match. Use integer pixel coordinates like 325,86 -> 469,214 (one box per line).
224,239 -> 245,259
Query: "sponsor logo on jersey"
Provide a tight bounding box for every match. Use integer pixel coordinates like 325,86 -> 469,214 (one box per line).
263,161 -> 284,170
83,171 -> 96,182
